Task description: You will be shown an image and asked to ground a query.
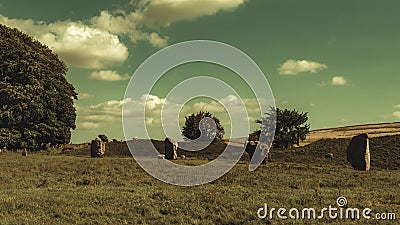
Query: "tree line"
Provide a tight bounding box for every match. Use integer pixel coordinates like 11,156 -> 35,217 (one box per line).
182,108 -> 310,149
0,24 -> 76,149
1,24 -> 310,150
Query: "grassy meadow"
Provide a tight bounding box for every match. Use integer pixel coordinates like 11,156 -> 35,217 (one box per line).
0,136 -> 399,224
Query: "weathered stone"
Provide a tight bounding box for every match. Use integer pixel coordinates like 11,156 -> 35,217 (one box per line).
325,153 -> 334,160
244,141 -> 271,164
165,137 -> 178,160
98,134 -> 109,143
90,137 -> 106,158
347,133 -> 370,171
21,148 -> 28,156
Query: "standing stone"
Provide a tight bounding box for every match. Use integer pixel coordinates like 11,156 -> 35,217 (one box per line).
90,137 -> 106,158
325,153 -> 334,160
245,141 -> 270,164
347,133 -> 370,171
165,137 -> 178,160
21,148 -> 28,156
261,143 -> 272,162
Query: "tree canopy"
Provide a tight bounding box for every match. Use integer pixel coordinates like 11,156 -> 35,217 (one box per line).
0,24 -> 77,149
251,107 -> 310,149
182,111 -> 225,142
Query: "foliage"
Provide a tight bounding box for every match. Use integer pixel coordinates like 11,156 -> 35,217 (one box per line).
98,134 -> 109,142
251,107 -> 310,148
0,24 -> 77,149
182,111 -> 225,142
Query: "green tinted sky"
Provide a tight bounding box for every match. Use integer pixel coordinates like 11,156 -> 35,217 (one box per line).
1,0 -> 399,143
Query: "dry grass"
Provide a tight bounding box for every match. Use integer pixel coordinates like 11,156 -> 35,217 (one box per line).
0,133 -> 399,224
0,155 -> 398,224
300,122 -> 400,146
1,125 -> 399,224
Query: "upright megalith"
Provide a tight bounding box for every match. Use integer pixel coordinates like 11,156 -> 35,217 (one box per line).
90,138 -> 103,157
325,153 -> 334,160
347,133 -> 370,171
90,135 -> 108,158
244,141 -> 271,164
21,148 -> 28,156
165,137 -> 178,160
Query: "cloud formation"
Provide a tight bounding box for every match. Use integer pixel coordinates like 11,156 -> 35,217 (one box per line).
90,70 -> 130,81
78,93 -> 95,99
0,15 -> 129,69
0,1 -> 245,69
91,11 -> 169,48
76,94 -> 265,139
318,76 -> 348,86
393,112 -> 400,118
139,0 -> 246,27
392,105 -> 400,119
75,100 -> 123,131
278,59 -> 327,75
90,0 -> 246,44
76,122 -> 101,130
331,76 -> 347,85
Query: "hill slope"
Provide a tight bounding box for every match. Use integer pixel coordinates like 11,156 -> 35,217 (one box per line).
302,122 -> 400,146
271,135 -> 400,170
66,135 -> 399,170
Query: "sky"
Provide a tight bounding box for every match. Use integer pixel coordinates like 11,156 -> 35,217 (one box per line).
1,0 -> 399,143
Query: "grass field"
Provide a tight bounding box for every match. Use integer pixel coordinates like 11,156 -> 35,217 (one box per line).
0,136 -> 399,224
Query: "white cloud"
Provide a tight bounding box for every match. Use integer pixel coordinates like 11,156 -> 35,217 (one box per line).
331,76 -> 347,85
148,32 -> 169,48
90,11 -> 141,35
74,101 -> 123,133
139,0 -> 246,27
88,100 -> 125,118
0,15 -> 129,69
90,11 -> 169,48
278,59 -> 327,75
393,104 -> 400,109
318,76 -> 348,86
76,95 -> 167,126
78,93 -> 95,99
90,70 -> 130,81
123,95 -> 171,127
1,0 -> 246,68
393,112 -> 400,118
180,95 -> 266,117
143,95 -> 166,110
76,122 -> 101,130
76,94 -> 267,139
90,0 -> 246,44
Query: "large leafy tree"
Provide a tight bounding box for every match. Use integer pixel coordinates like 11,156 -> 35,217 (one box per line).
182,111 -> 225,142
0,24 -> 77,149
251,107 -> 310,149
